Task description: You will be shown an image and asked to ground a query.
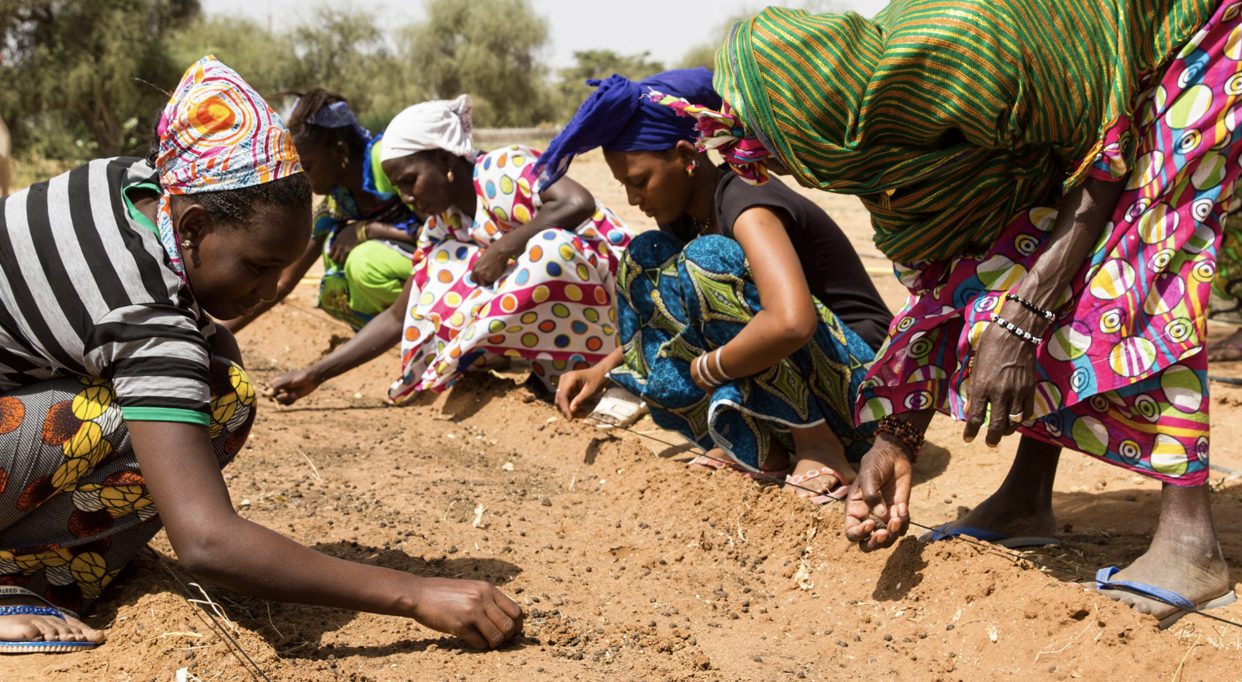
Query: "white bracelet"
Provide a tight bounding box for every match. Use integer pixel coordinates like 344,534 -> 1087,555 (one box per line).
712,348 -> 733,382
696,354 -> 721,387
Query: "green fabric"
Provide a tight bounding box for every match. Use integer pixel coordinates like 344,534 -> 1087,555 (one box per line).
121,406 -> 210,427
122,182 -> 162,237
714,0 -> 1217,263
370,138 -> 402,199
344,240 -> 413,315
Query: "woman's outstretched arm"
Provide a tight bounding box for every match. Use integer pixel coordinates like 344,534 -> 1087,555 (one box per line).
127,419 -> 522,648
264,274 -> 412,404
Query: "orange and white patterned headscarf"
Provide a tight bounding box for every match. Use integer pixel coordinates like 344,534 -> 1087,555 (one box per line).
154,55 -> 301,279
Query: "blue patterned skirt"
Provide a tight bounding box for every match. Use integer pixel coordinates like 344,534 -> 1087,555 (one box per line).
610,231 -> 878,470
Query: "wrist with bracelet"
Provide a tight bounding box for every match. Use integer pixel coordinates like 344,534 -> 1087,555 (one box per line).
355,221 -> 369,243
876,415 -> 924,463
693,348 -> 734,388
990,292 -> 1056,346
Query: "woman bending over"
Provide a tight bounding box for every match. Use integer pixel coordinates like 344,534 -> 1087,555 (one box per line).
0,58 -> 520,653
267,96 -> 635,404
551,69 -> 893,501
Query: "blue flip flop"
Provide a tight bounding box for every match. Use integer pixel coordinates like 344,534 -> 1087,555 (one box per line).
0,586 -> 98,654
919,524 -> 1061,548
1093,566 -> 1238,629
0,606 -> 98,654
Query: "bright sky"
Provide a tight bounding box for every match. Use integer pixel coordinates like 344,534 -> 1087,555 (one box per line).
200,0 -> 891,70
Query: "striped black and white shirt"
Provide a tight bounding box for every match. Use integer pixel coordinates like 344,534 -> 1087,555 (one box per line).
0,157 -> 217,426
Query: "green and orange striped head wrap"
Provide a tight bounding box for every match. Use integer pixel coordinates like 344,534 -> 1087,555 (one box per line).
713,1 -> 1216,263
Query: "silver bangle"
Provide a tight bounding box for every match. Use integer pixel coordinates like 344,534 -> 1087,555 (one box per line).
696,355 -> 721,387
712,348 -> 733,382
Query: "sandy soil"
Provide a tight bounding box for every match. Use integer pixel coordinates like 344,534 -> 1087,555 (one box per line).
6,154 -> 1242,682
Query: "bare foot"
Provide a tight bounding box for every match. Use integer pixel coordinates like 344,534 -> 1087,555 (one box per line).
1093,484 -> 1232,625
917,435 -> 1062,542
688,448 -> 733,473
917,490 -> 1057,541
1207,327 -> 1242,362
785,424 -> 854,499
0,596 -> 105,647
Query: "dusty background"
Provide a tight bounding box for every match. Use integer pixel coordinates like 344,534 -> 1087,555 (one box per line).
5,151 -> 1242,682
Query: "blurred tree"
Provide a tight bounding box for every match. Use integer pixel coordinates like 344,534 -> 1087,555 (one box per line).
167,15 -> 300,101
557,50 -> 664,118
678,2 -> 849,71
0,0 -> 201,157
400,0 -> 555,127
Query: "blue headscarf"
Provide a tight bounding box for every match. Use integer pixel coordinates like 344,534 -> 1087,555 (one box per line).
536,67 -> 721,189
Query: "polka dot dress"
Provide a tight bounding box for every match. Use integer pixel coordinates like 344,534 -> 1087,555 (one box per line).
390,145 -> 634,398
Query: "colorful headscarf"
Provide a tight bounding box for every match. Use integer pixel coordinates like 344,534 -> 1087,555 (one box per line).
155,55 -> 302,279
293,97 -> 373,148
536,68 -> 722,190
712,1 -> 1217,263
648,94 -> 771,185
379,95 -> 476,163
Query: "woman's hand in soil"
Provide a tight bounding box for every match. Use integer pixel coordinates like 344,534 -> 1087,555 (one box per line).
556,366 -> 607,419
411,577 -> 524,649
264,367 -> 322,405
843,434 -> 914,551
963,321 -> 1039,447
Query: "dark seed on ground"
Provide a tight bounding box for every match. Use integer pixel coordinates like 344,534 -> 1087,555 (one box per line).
946,624 -> 955,631
836,640 -> 848,648
752,656 -> 763,663
883,634 -> 892,641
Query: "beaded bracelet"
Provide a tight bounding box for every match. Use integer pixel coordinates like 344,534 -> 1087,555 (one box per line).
877,415 -> 924,463
989,313 -> 1042,346
1004,293 -> 1056,322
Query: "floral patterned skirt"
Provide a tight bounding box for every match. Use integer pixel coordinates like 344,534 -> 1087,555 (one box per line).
612,232 -> 878,470
857,2 -> 1242,487
0,358 -> 254,615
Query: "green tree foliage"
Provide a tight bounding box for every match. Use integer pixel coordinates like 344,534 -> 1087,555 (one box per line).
0,0 -> 200,158
678,2 -> 850,71
166,15 -> 300,102
400,0 -> 555,127
557,50 -> 664,119
168,6 -> 419,133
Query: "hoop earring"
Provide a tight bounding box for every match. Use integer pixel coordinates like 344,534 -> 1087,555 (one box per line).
686,160 -> 699,177
340,158 -> 348,170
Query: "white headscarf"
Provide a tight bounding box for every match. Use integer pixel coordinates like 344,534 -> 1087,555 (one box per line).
380,94 -> 476,162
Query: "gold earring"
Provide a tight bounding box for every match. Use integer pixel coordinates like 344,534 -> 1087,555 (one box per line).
686,160 -> 699,177
181,239 -> 192,249
340,158 -> 348,170
447,168 -> 455,183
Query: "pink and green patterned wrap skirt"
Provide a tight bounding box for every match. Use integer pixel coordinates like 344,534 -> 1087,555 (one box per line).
857,2 -> 1242,487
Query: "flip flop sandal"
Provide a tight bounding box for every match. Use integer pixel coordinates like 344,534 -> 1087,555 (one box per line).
687,454 -> 734,471
1093,566 -> 1238,629
686,455 -> 793,481
588,390 -> 648,430
786,467 -> 850,505
917,524 -> 1060,548
0,587 -> 97,654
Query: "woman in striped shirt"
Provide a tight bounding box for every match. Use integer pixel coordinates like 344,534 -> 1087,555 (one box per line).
0,57 -> 521,653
